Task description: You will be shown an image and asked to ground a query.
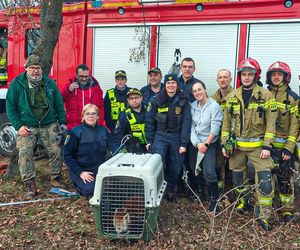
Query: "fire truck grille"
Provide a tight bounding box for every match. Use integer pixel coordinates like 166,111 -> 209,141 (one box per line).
101,176 -> 145,238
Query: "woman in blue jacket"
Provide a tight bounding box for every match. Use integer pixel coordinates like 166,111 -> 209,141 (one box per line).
64,104 -> 111,197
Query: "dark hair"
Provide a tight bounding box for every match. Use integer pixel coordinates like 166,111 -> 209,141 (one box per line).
76,64 -> 89,74
181,57 -> 195,67
192,80 -> 208,97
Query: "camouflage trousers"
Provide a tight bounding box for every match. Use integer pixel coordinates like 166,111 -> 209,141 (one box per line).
16,123 -> 63,182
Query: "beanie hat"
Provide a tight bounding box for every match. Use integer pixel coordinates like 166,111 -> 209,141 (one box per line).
26,54 -> 42,68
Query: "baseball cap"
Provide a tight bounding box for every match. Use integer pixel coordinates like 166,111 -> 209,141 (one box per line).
115,70 -> 127,79
127,88 -> 142,97
148,67 -> 162,75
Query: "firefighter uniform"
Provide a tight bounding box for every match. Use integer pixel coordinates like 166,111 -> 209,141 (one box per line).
145,77 -> 191,201
0,47 -> 7,86
266,61 -> 299,222
114,106 -> 147,153
221,58 -> 277,231
104,86 -> 130,132
212,86 -> 233,189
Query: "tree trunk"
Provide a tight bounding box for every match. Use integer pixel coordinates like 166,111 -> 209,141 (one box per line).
32,0 -> 63,75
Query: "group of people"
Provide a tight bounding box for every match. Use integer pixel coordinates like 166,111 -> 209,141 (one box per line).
5,53 -> 300,232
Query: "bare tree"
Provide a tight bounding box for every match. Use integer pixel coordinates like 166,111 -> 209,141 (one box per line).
0,0 -> 63,75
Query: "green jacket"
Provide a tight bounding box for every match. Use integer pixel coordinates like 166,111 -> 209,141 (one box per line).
6,72 -> 66,130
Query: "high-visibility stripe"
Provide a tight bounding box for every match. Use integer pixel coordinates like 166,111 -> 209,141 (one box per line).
279,193 -> 293,204
158,107 -> 168,113
257,196 -> 272,206
264,132 -> 275,139
237,140 -> 263,148
287,136 -> 296,143
272,142 -> 285,149
221,131 -> 230,137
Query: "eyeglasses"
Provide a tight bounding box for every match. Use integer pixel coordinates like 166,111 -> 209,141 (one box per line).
28,66 -> 42,71
78,75 -> 89,79
84,112 -> 97,116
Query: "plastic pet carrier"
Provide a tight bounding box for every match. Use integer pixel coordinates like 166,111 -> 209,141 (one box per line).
89,153 -> 166,241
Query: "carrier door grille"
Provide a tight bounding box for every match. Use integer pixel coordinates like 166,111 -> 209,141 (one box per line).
101,176 -> 145,238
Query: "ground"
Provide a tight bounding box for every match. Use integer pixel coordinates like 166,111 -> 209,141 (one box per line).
1,157 -> 300,249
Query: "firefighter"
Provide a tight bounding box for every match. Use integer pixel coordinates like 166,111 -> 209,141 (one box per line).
104,70 -> 131,132
0,43 -> 7,86
266,61 -> 299,222
221,58 -> 277,231
145,74 -> 191,203
113,88 -> 147,153
140,67 -> 164,107
211,69 -> 233,192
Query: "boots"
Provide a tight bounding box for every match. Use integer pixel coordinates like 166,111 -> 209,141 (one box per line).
24,180 -> 37,199
208,182 -> 219,213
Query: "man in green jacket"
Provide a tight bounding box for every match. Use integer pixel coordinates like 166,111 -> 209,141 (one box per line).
6,54 -> 67,198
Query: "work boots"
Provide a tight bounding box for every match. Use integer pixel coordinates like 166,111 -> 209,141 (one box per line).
50,176 -> 67,189
24,180 -> 37,199
208,182 -> 219,213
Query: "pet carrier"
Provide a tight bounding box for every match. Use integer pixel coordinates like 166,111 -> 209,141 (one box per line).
89,153 -> 166,241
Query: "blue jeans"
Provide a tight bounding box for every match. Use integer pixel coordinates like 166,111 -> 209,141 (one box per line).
200,142 -> 218,183
153,132 -> 184,191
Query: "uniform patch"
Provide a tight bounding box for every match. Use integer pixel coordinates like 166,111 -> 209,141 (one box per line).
175,106 -> 182,115
64,135 -> 70,145
146,102 -> 152,112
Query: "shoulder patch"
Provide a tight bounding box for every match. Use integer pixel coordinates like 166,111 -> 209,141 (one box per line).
64,135 -> 70,145
146,102 -> 152,112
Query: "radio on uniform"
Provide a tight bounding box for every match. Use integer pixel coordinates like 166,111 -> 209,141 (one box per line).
89,153 -> 166,241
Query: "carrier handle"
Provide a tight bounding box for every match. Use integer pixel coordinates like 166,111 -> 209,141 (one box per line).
117,164 -> 135,168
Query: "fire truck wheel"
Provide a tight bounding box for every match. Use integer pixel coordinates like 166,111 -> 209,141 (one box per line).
0,113 -> 17,157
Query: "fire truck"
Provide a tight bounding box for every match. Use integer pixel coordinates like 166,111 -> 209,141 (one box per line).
0,0 -> 299,156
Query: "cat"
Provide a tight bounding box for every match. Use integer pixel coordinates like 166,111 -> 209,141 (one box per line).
113,208 -> 131,234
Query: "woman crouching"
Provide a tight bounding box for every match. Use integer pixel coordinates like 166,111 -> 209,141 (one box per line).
64,103 -> 111,197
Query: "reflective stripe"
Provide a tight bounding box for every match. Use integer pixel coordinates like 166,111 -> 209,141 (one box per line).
279,193 -> 293,204
272,142 -> 285,149
158,107 -> 168,113
237,140 -> 263,148
236,137 -> 263,148
108,89 -> 125,120
236,187 -> 248,194
264,132 -> 275,139
125,108 -> 146,144
221,131 -> 230,137
257,196 -> 272,206
274,137 -> 287,143
287,136 -> 296,143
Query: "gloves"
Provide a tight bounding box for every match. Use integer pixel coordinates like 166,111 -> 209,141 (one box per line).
282,149 -> 292,158
278,158 -> 295,177
59,124 -> 68,135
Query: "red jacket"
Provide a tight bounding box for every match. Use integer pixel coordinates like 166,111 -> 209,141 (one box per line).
62,76 -> 104,130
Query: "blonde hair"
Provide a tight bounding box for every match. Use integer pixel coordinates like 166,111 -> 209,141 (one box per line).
81,104 -> 99,122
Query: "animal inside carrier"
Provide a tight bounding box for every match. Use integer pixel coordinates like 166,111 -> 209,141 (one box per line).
89,153 -> 166,241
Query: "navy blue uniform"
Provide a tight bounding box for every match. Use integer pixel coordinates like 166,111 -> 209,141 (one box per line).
178,75 -> 200,102
140,83 -> 164,107
63,123 -> 111,196
104,86 -> 130,132
145,89 -> 191,191
113,106 -> 147,153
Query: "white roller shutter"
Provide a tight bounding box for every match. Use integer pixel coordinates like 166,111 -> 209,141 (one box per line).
248,22 -> 300,93
93,26 -> 150,95
157,24 -> 238,95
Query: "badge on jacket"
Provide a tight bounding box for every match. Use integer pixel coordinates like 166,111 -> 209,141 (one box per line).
146,102 -> 152,112
175,106 -> 182,115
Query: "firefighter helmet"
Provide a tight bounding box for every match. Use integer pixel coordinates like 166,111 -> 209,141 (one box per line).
237,57 -> 261,82
266,61 -> 291,85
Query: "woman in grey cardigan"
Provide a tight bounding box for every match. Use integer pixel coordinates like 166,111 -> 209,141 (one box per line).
190,81 -> 223,213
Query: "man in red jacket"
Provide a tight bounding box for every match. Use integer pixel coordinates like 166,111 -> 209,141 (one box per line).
62,64 -> 105,130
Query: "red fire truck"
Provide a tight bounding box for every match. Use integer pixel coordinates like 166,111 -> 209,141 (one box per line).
0,0 -> 299,156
